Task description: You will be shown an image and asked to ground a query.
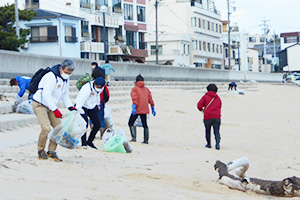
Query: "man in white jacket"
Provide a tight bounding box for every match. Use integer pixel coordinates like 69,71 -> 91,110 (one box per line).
75,77 -> 105,149
32,59 -> 76,161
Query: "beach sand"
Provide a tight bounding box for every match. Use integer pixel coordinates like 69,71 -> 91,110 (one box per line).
0,83 -> 300,200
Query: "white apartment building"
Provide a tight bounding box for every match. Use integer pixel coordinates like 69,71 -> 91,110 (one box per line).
3,0 -> 148,62
146,0 -> 223,68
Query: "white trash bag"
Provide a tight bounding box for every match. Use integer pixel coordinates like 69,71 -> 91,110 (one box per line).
104,104 -> 113,128
16,100 -> 34,114
49,111 -> 87,149
126,111 -> 149,127
102,128 -> 133,153
14,95 -> 24,109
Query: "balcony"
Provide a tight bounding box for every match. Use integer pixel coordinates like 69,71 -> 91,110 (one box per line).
30,36 -> 58,43
65,36 -> 78,43
139,41 -> 147,50
81,41 -> 104,53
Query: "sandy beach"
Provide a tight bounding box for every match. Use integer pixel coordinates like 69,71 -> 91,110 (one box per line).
0,83 -> 300,200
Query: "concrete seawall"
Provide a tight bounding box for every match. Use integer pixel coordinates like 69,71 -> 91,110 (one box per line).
0,49 -> 282,82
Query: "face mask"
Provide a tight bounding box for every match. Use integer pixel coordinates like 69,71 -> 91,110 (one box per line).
92,65 -> 96,69
61,72 -> 71,80
95,87 -> 103,93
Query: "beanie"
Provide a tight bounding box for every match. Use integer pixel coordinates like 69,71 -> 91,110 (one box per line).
94,77 -> 106,87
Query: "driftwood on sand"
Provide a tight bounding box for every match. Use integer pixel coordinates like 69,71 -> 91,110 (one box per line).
214,157 -> 300,197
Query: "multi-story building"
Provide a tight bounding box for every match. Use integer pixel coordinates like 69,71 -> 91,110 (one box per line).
146,0 -> 223,68
2,0 -> 148,62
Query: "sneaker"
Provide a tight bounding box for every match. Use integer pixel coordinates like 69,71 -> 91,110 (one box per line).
141,141 -> 148,144
129,139 -> 136,142
87,142 -> 98,150
47,151 -> 62,162
205,144 -> 212,148
38,150 -> 48,160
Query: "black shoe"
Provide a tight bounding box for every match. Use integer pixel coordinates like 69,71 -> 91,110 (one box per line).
129,139 -> 136,142
141,141 -> 148,144
205,144 -> 212,148
87,142 -> 98,149
38,150 -> 48,160
47,151 -> 62,162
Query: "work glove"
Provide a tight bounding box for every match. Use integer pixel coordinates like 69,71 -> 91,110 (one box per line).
53,109 -> 62,118
68,106 -> 77,111
132,104 -> 137,115
151,106 -> 156,116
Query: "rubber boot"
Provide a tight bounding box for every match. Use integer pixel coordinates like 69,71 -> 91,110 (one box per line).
129,126 -> 136,142
215,133 -> 221,150
100,128 -> 106,140
142,128 -> 149,144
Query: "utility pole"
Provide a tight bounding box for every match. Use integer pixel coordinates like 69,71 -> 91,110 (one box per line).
155,0 -> 159,64
227,0 -> 231,70
262,19 -> 269,73
15,0 -> 20,39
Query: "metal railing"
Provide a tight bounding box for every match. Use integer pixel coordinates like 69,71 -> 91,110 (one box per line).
65,36 -> 78,43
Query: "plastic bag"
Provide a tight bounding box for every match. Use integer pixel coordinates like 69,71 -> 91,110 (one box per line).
14,95 -> 24,109
16,100 -> 34,114
103,134 -> 126,153
102,128 -> 133,153
126,111 -> 149,127
49,111 -> 87,149
104,105 -> 113,128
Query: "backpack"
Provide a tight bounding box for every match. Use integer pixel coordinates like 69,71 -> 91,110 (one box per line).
76,73 -> 93,90
29,67 -> 54,94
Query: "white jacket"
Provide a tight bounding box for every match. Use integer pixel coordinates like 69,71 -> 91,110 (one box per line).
75,80 -> 104,110
33,72 -> 73,111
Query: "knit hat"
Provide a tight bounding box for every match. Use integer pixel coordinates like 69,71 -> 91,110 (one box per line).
136,74 -> 144,82
94,77 -> 106,87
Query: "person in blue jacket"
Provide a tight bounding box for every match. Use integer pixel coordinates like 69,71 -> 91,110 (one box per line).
10,76 -> 32,99
101,60 -> 115,85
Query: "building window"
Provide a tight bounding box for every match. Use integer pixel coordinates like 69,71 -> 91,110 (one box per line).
191,17 -> 196,27
216,44 -> 219,53
203,41 -> 206,51
187,44 -> 190,55
30,26 -> 58,42
284,36 -> 299,43
81,20 -> 89,37
216,23 -> 218,32
207,21 -> 210,30
220,45 -> 222,54
138,32 -> 146,49
126,31 -> 137,48
207,43 -> 210,52
212,43 -> 215,53
112,0 -> 122,13
95,0 -> 108,9
198,18 -> 201,28
124,4 -> 133,20
65,26 -> 77,43
183,44 -> 186,54
80,0 -> 91,9
192,40 -> 197,50
202,19 -> 205,29
225,48 -> 228,57
25,0 -> 39,9
137,6 -> 145,22
211,22 -> 214,31
199,41 -> 201,50
260,37 -> 265,43
219,24 -> 222,33
151,45 -> 162,55
249,37 -> 256,42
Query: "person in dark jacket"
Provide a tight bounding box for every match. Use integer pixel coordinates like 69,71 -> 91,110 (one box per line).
197,83 -> 222,150
228,82 -> 237,90
10,76 -> 32,99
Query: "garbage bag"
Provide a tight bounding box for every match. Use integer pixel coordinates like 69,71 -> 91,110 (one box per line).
102,128 -> 133,153
49,111 -> 87,149
16,100 -> 34,114
103,134 -> 126,153
104,104 -> 113,128
126,111 -> 149,127
14,95 -> 24,109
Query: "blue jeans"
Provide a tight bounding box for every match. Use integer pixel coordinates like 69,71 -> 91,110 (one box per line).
203,118 -> 221,146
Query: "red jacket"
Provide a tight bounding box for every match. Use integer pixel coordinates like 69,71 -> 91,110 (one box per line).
100,84 -> 109,105
131,81 -> 154,114
197,91 -> 222,120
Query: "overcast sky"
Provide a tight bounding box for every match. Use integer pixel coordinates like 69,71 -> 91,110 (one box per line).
214,0 -> 300,35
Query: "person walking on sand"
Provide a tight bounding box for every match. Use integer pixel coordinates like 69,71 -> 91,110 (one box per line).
128,74 -> 156,144
101,60 -> 115,85
75,77 -> 106,149
32,59 -> 76,161
197,83 -> 222,150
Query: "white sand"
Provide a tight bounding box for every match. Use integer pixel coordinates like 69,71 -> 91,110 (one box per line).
0,83 -> 300,200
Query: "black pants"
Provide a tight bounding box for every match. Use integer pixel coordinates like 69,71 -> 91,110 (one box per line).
228,85 -> 237,90
81,106 -> 100,145
204,118 -> 221,146
128,114 -> 148,128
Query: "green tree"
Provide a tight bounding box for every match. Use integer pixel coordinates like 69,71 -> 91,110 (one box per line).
0,4 -> 36,51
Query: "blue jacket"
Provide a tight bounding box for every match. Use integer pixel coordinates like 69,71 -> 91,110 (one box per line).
16,76 -> 31,97
101,63 -> 115,75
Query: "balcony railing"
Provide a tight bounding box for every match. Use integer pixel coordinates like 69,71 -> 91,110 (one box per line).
30,36 -> 58,43
65,36 -> 78,43
139,41 -> 147,50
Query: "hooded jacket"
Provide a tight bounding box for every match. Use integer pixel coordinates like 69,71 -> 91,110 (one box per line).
197,91 -> 222,120
16,76 -> 31,97
32,65 -> 72,111
131,81 -> 154,114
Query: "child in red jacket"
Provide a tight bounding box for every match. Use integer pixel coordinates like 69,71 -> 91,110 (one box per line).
128,74 -> 156,144
197,83 -> 222,150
